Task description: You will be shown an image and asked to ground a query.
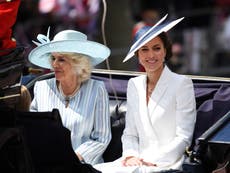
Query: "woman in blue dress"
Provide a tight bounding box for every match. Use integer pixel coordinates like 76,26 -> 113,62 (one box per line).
29,29 -> 111,165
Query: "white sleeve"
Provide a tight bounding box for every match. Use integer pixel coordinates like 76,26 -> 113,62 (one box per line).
121,79 -> 139,158
156,77 -> 196,164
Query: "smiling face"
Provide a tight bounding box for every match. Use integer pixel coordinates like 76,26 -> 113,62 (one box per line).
137,36 -> 166,73
50,53 -> 76,82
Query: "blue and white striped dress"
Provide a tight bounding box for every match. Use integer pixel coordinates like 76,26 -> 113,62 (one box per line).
30,78 -> 111,164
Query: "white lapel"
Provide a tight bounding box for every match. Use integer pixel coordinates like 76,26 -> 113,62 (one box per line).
132,75 -> 161,140
147,66 -> 172,124
131,75 -> 156,139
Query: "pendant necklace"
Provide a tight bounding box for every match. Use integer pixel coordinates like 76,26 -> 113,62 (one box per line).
58,83 -> 80,108
146,81 -> 156,104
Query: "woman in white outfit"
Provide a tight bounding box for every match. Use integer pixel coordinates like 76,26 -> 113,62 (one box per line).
94,15 -> 196,173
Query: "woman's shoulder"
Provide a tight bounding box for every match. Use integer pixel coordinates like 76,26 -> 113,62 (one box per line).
129,75 -> 145,83
83,78 -> 106,90
170,70 -> 192,83
34,78 -> 56,87
169,72 -> 194,91
126,75 -> 146,91
86,78 -> 104,85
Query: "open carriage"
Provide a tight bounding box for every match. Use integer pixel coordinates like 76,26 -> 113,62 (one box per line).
0,0 -> 229,172
0,48 -> 229,172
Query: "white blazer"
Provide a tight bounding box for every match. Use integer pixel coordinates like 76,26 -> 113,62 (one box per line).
122,66 -> 196,171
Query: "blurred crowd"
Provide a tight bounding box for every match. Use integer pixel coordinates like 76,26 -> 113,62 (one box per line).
13,0 -> 101,61
8,0 -> 102,79
8,0 -> 230,77
130,0 -> 230,76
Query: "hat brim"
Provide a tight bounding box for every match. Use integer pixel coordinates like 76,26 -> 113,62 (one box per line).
123,16 -> 184,62
28,40 -> 111,69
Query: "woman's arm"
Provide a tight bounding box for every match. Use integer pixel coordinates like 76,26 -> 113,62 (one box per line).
75,82 -> 111,164
156,77 -> 196,164
121,79 -> 139,158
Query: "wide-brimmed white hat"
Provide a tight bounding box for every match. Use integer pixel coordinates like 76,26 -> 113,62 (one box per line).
28,28 -> 111,69
123,14 -> 184,62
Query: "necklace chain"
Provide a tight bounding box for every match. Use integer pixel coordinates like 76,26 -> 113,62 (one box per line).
147,83 -> 156,100
58,83 -> 80,108
147,84 -> 155,93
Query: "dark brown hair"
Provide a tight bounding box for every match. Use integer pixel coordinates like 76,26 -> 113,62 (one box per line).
158,32 -> 172,61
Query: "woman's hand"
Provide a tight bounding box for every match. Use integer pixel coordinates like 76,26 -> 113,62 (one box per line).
76,152 -> 84,162
141,160 -> 156,167
122,156 -> 157,167
122,156 -> 143,166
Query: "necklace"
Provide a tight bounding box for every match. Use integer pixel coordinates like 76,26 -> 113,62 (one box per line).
146,83 -> 155,104
58,83 -> 80,108
147,84 -> 155,96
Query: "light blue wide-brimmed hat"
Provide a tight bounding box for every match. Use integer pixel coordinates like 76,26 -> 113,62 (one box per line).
123,14 -> 184,62
28,28 -> 111,69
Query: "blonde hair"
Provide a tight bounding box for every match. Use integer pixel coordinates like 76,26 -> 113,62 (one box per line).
15,85 -> 31,111
51,52 -> 92,83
